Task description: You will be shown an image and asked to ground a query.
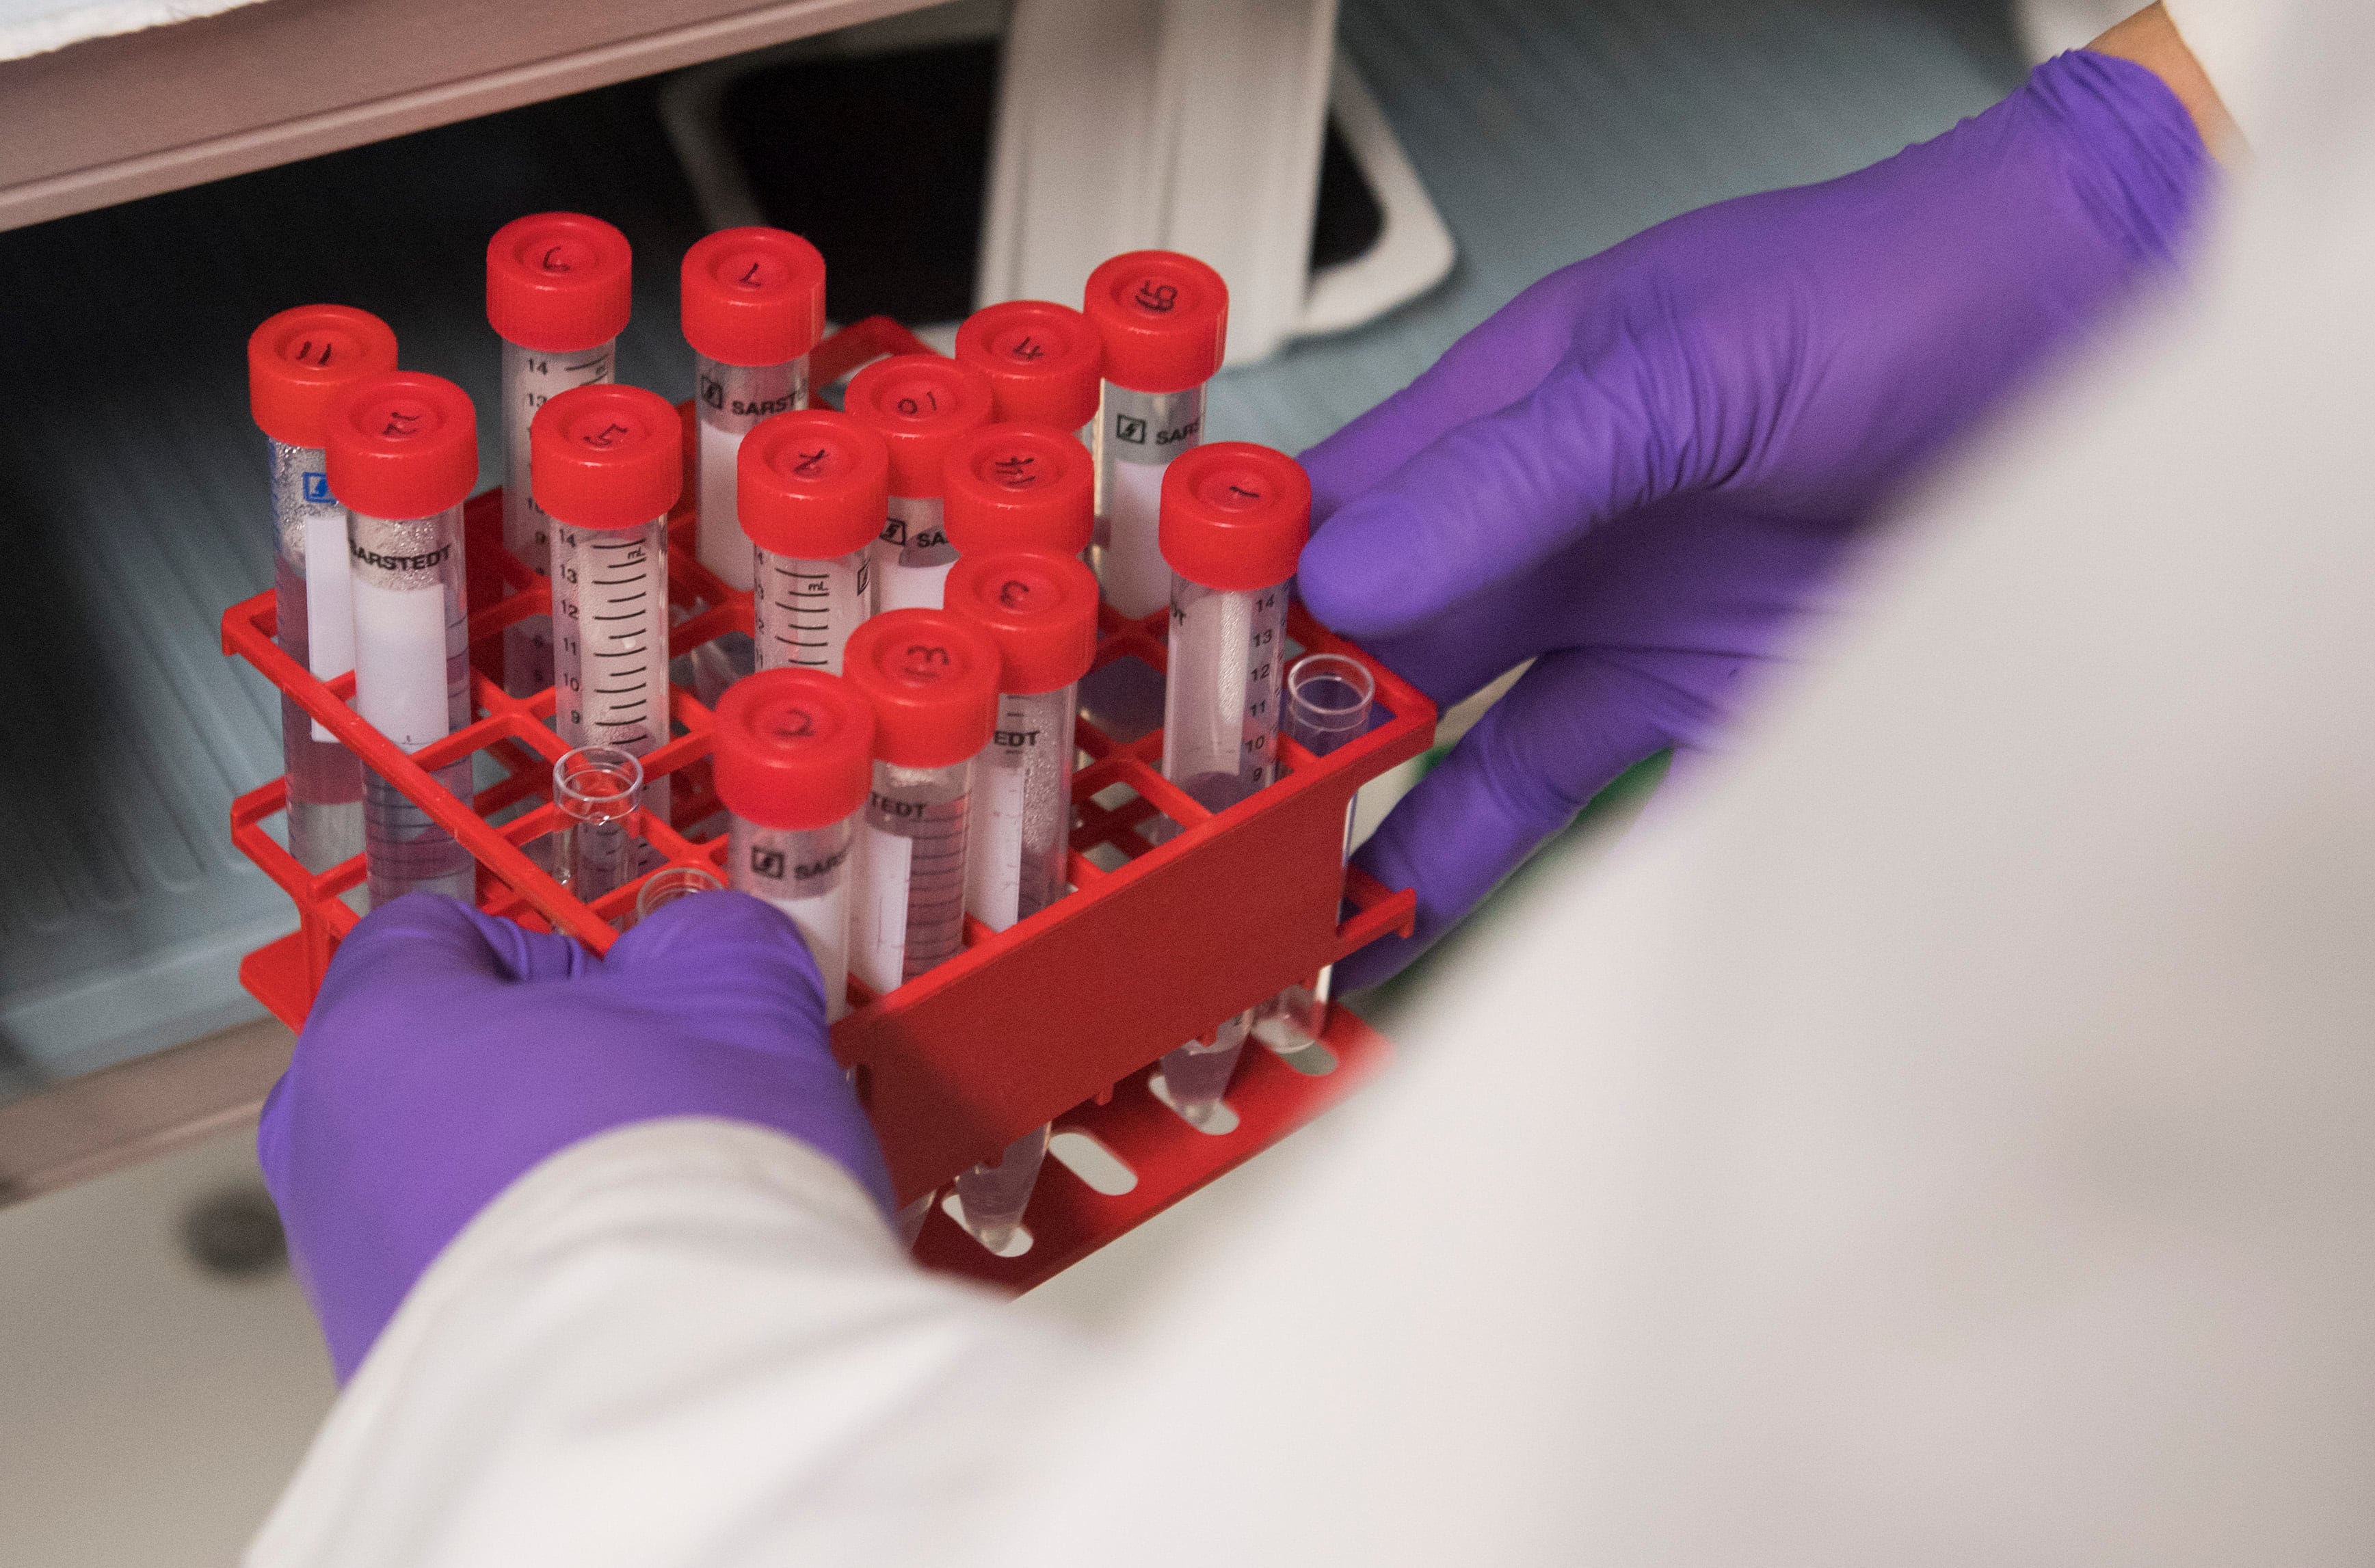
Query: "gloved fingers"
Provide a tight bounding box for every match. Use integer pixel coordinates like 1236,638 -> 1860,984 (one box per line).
603,889 -> 833,1039
1333,648 -> 1725,991
1299,263 -> 1604,522
1299,351 -> 1676,644
310,894 -> 589,1018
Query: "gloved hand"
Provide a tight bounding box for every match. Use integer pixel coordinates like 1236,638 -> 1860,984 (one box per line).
258,892 -> 890,1381
1299,50 -> 2208,988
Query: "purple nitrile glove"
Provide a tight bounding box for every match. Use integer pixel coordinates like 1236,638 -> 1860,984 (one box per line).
258,892 -> 890,1381
1299,51 -> 2208,989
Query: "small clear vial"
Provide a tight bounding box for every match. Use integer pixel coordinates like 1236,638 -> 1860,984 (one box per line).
532,384 -> 685,843
739,410 -> 889,679
631,863 -> 724,926
553,745 -> 643,906
842,356 -> 995,616
942,548 -> 1099,1250
955,299 -> 1104,444
841,609 -> 1001,996
1252,652 -> 1378,1054
712,669 -> 877,1024
486,212 -> 633,697
1152,442 -> 1313,1125
1083,251 -> 1228,621
325,373 -> 483,907
681,228 -> 827,704
247,304 -> 397,873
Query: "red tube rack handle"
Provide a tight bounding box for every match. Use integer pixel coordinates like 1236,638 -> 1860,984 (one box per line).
222,317 -> 1435,1290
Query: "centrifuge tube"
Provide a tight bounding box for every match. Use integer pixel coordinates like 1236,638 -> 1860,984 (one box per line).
532,383 -> 684,843
713,669 -> 876,1021
842,355 -> 994,615
1154,442 -> 1313,1124
632,863 -> 724,927
1083,250 -> 1227,620
842,610 -> 1000,996
942,421 -> 1096,562
1252,652 -> 1378,1054
486,212 -> 632,697
248,304 -> 397,873
941,548 -> 1097,1251
553,745 -> 643,905
739,410 -> 888,678
682,227 -> 827,703
955,300 -> 1103,443
325,372 -> 481,907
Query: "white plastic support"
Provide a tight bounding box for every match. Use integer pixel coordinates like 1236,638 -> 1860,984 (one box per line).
979,0 -> 1451,364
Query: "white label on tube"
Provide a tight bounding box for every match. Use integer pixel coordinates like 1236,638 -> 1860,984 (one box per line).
697,420 -> 756,591
767,881 -> 852,1024
352,576 -> 451,751
853,822 -> 914,996
1106,460 -> 1170,620
968,752 -> 1027,932
304,506 -> 357,741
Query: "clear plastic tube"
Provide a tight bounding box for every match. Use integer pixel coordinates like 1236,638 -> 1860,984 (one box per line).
269,436 -> 364,871
633,863 -> 723,925
550,515 -> 672,833
1155,571 -> 1289,1121
554,745 -> 642,906
851,758 -> 973,995
1093,382 -> 1204,619
966,685 -> 1076,929
729,810 -> 858,1021
753,545 -> 869,676
693,353 -> 808,701
1253,653 -> 1377,1054
952,682 -> 1076,1252
500,337 -> 615,695
351,503 -> 474,905
869,495 -> 956,614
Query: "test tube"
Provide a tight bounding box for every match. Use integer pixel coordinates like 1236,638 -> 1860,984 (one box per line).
324,373 -> 481,907
682,227 -> 828,703
739,410 -> 888,677
941,422 -> 1096,563
842,355 -> 994,615
842,610 -> 1000,996
486,212 -> 633,697
553,744 -> 643,905
954,300 -> 1103,444
1083,250 -> 1228,620
632,863 -> 725,926
531,383 -> 684,842
247,304 -> 398,873
713,669 -> 875,1021
1153,442 -> 1312,1124
1251,653 -> 1378,1054
941,548 -> 1098,1251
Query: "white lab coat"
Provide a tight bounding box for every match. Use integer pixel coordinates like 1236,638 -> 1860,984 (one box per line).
252,5 -> 2375,1562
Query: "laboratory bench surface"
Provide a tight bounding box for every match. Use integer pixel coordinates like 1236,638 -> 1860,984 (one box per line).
0,0 -> 2024,1196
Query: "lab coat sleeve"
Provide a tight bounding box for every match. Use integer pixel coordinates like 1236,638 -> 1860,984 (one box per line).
243,1117 -> 1073,1568
2161,0 -> 2283,137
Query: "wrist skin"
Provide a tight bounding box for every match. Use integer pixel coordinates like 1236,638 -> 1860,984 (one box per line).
2093,3 -> 2239,158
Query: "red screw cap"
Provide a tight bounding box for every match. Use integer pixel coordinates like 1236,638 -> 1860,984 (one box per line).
487,212 -> 633,354
1158,442 -> 1311,592
680,227 -> 827,368
1083,250 -> 1228,395
942,423 -> 1094,557
841,355 -> 995,499
248,305 -> 399,450
530,384 -> 684,530
842,609 -> 1000,769
955,300 -> 1102,431
943,549 -> 1099,697
739,410 -> 890,560
324,372 -> 479,520
713,669 -> 875,832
